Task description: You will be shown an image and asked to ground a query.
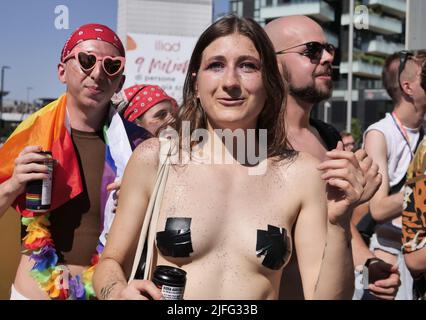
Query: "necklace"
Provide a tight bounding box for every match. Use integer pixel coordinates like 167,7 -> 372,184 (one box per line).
391,112 -> 416,161
22,212 -> 101,300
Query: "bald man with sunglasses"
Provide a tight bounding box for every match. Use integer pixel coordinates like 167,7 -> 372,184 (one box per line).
0,24 -> 150,299
265,16 -> 400,300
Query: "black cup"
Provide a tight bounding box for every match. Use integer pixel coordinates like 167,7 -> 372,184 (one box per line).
153,265 -> 186,300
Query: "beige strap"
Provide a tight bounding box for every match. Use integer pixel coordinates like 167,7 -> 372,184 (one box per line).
129,138 -> 171,281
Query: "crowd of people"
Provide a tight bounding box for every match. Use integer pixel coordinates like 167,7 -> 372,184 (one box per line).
0,14 -> 425,300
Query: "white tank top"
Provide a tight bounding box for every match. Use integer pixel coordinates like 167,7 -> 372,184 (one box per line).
363,113 -> 422,189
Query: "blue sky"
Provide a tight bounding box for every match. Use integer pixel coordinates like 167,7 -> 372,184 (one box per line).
0,0 -> 229,104
0,1 -> 117,103
214,0 -> 229,18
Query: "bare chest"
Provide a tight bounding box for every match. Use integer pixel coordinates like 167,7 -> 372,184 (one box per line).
155,163 -> 298,270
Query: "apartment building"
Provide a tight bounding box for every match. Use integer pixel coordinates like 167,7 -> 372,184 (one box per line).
230,0 -> 408,133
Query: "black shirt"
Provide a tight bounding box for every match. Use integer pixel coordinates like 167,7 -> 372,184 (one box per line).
309,118 -> 341,151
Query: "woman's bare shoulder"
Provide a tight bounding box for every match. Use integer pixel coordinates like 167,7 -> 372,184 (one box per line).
131,137 -> 161,167
294,151 -> 321,168
275,151 -> 324,192
279,151 -> 321,175
123,138 -> 163,193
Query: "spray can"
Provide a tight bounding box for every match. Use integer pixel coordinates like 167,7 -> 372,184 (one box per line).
153,265 -> 187,300
26,151 -> 54,212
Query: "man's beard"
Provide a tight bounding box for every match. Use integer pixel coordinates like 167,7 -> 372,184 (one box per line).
289,80 -> 332,104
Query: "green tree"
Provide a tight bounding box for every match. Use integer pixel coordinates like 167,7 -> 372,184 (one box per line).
351,118 -> 362,145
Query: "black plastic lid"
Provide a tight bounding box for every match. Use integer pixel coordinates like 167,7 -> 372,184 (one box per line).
39,151 -> 52,156
153,265 -> 187,287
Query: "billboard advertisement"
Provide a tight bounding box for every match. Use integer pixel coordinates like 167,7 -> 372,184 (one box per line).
124,33 -> 197,103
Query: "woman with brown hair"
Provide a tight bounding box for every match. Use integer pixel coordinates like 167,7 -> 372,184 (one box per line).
93,15 -> 363,300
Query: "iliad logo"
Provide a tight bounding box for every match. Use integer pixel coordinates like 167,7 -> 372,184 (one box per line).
155,40 -> 181,52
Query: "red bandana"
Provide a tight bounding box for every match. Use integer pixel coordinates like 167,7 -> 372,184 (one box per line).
123,84 -> 178,122
61,23 -> 125,62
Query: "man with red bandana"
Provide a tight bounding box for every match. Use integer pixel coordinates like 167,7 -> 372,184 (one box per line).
0,23 -> 150,299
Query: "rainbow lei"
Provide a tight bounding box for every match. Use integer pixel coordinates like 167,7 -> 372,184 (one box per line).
21,213 -> 102,300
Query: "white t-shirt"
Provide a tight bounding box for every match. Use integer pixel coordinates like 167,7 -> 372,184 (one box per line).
363,113 -> 422,189
363,113 -> 422,300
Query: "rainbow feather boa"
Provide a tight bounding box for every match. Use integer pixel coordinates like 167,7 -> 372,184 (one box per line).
22,213 -> 101,299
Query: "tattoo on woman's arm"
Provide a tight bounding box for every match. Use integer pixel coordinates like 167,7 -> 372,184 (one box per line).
100,281 -> 118,300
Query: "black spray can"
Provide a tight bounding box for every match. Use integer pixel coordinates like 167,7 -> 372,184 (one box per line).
153,265 -> 187,300
26,151 -> 54,212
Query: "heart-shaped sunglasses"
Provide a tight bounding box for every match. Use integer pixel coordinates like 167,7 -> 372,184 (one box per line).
63,49 -> 125,77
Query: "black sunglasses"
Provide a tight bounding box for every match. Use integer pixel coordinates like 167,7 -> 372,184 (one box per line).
398,50 -> 414,90
275,41 -> 336,62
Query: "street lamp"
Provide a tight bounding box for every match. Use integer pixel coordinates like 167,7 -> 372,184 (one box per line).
323,101 -> 331,123
0,65 -> 11,127
346,0 -> 354,133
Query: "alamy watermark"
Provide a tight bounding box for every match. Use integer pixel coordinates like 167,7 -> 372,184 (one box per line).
158,121 -> 268,176
53,4 -> 370,31
354,5 -> 369,30
54,5 -> 69,30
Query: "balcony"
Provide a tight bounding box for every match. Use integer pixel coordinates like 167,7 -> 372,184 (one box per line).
362,38 -> 404,56
1,112 -> 30,122
368,0 -> 406,19
260,0 -> 335,22
331,88 -> 359,102
341,12 -> 402,35
339,60 -> 383,78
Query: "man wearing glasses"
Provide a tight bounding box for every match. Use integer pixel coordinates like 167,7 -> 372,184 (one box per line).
265,15 -> 399,300
0,24 -> 149,299
340,131 -> 357,152
363,50 -> 426,300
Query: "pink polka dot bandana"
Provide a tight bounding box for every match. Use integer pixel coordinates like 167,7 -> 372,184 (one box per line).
61,23 -> 125,62
123,84 -> 178,122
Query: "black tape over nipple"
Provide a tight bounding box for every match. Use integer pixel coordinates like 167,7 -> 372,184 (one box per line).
156,217 -> 194,257
256,225 -> 291,270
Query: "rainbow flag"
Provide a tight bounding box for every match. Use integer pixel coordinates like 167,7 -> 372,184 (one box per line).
0,94 -> 82,217
0,93 -> 151,220
0,93 -> 150,300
